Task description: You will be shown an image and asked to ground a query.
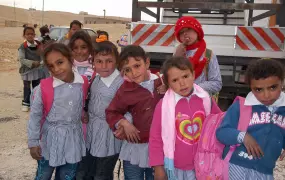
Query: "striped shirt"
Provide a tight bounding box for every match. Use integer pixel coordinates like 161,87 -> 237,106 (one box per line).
27,77 -> 86,167
87,70 -> 124,157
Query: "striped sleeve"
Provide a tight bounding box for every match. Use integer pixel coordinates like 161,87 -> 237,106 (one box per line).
27,85 -> 43,148
198,53 -> 222,94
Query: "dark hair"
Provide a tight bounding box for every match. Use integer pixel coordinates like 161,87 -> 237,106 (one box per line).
68,30 -> 93,57
43,43 -> 73,65
70,20 -> 82,29
40,26 -> 49,37
245,59 -> 285,85
23,26 -> 35,36
118,45 -> 148,70
93,41 -> 119,64
162,56 -> 194,87
97,30 -> 109,40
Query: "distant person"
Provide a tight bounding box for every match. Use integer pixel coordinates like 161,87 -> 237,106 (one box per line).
27,43 -> 89,179
58,20 -> 82,45
38,25 -> 53,45
18,27 -> 45,112
96,30 -> 109,43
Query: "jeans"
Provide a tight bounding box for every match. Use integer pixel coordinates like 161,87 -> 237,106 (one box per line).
76,152 -> 119,180
123,161 -> 154,180
23,79 -> 40,106
35,158 -> 77,180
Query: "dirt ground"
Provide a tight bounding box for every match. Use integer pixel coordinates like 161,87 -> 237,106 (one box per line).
0,26 -> 285,180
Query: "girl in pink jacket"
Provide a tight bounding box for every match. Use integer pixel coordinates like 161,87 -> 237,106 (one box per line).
149,56 -> 220,180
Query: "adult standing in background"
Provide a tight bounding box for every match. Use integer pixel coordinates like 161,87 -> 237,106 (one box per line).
58,20 -> 82,45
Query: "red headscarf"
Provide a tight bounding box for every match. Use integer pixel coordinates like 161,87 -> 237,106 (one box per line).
175,16 -> 206,79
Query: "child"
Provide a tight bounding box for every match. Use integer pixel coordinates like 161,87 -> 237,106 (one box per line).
58,20 -> 82,45
96,30 -> 109,43
68,30 -> 94,81
18,26 -> 45,112
174,16 -> 222,95
216,59 -> 285,180
27,43 -> 87,179
149,56 -> 220,180
38,25 -> 53,46
77,41 -> 123,180
106,45 -> 164,180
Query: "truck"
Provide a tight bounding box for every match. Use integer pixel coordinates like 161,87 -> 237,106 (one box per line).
128,0 -> 285,110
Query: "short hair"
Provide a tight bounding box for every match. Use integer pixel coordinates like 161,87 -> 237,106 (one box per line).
43,43 -> 73,66
39,26 -> 49,37
162,56 -> 194,87
23,26 -> 35,36
93,41 -> 119,64
97,30 -> 109,40
245,58 -> 285,85
68,30 -> 93,59
118,45 -> 148,70
70,20 -> 83,29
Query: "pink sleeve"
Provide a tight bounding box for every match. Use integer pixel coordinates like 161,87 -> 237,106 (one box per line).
149,100 -> 164,167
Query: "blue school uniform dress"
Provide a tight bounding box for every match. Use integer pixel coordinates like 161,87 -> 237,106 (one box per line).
28,71 -> 86,179
216,92 -> 285,180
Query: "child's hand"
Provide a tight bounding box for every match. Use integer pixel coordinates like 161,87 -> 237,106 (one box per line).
114,126 -> 126,140
174,44 -> 186,57
82,112 -> 89,124
30,146 -> 42,160
243,133 -> 264,159
119,119 -> 140,143
154,166 -> 167,180
157,84 -> 167,94
32,61 -> 41,68
280,150 -> 285,161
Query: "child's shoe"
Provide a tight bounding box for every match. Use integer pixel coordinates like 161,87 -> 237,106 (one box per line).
22,105 -> 30,112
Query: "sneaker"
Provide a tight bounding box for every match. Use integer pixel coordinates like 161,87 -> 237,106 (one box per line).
22,105 -> 30,112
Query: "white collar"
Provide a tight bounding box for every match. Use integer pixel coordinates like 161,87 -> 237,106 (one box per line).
100,69 -> 120,88
53,69 -> 84,88
27,41 -> 37,47
245,91 -> 285,107
174,85 -> 207,104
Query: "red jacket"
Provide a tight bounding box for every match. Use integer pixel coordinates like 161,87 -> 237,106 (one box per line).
106,79 -> 163,143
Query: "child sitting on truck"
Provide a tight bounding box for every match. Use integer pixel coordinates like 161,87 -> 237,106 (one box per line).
174,16 -> 222,96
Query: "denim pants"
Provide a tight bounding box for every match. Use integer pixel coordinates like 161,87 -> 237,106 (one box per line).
123,161 -> 154,180
35,158 -> 77,180
23,79 -> 40,106
76,152 -> 119,180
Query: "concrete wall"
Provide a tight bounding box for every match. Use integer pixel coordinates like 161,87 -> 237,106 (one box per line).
4,20 -> 25,27
84,17 -> 129,24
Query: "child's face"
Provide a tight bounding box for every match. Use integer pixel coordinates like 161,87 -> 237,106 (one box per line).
122,57 -> 150,84
69,24 -> 81,37
250,76 -> 283,106
72,39 -> 90,62
167,67 -> 194,97
93,53 -> 116,78
46,51 -> 74,83
179,28 -> 198,46
24,29 -> 35,43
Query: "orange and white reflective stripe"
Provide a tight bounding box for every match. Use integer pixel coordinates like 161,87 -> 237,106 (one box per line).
131,23 -> 176,46
235,26 -> 285,51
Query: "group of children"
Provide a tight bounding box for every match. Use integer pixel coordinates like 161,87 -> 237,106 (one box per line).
22,16 -> 285,180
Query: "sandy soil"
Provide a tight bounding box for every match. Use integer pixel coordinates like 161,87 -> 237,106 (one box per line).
0,26 -> 285,180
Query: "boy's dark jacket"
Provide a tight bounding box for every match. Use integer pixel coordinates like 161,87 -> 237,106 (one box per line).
216,100 -> 285,175
106,78 -> 163,143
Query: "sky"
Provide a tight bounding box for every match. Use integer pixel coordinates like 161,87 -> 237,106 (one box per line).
0,0 -> 157,21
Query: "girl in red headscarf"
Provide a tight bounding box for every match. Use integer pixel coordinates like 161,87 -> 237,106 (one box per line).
174,16 -> 222,96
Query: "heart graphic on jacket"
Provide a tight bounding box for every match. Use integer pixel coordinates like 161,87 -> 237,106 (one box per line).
175,111 -> 205,145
